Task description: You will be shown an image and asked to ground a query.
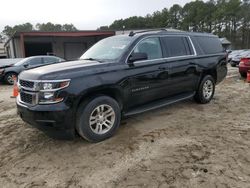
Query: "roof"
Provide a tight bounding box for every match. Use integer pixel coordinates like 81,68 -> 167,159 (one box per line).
116,28 -> 182,35
125,29 -> 216,38
4,30 -> 115,46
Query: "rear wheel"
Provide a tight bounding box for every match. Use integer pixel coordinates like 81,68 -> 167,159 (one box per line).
194,75 -> 215,104
76,96 -> 121,142
4,72 -> 17,85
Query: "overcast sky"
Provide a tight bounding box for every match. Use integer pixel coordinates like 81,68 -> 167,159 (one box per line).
0,0 -> 192,32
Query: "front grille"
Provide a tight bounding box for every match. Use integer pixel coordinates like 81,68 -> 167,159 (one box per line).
20,92 -> 33,104
19,80 -> 34,89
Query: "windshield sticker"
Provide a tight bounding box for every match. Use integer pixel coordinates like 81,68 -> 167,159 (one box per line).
112,45 -> 126,49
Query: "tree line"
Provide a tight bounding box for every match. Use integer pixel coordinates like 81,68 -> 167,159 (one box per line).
107,0 -> 250,49
1,22 -> 78,38
1,0 -> 249,49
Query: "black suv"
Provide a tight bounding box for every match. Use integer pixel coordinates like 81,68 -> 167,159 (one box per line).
17,30 -> 227,142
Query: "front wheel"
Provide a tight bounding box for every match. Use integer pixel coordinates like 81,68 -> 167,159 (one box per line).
194,75 -> 215,104
76,96 -> 121,142
4,72 -> 17,85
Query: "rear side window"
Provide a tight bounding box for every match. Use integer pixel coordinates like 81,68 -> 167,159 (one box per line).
161,36 -> 193,57
195,36 -> 223,54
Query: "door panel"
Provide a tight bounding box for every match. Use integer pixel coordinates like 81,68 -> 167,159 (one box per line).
125,37 -> 170,108
160,36 -> 199,96
166,58 -> 200,96
127,61 -> 170,108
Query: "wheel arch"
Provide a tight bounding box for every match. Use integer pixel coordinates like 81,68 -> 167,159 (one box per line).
201,68 -> 217,83
4,71 -> 18,77
76,86 -> 124,111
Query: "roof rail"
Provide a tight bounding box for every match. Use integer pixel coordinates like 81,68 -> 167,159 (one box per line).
128,28 -> 168,37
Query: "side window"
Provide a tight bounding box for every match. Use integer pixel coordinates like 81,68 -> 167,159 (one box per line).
43,57 -> 59,64
195,36 -> 223,54
133,37 -> 163,60
28,58 -> 43,66
162,36 -> 192,57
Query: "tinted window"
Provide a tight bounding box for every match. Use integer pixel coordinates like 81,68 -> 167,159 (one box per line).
43,57 -> 59,64
28,58 -> 42,66
162,36 -> 192,57
195,36 -> 223,54
134,37 -> 162,60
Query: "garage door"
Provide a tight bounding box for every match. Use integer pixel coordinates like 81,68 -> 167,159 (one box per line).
25,42 -> 53,57
64,43 -> 86,61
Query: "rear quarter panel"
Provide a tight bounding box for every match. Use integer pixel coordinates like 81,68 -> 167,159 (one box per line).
196,53 -> 227,84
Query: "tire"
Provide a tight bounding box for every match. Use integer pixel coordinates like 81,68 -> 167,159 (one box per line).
230,62 -> 236,67
4,72 -> 17,85
194,75 -> 215,104
76,96 -> 121,142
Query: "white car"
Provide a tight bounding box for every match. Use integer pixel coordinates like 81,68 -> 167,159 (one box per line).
230,50 -> 250,67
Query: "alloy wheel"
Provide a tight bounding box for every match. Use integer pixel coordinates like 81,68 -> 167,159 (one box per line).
203,80 -> 213,100
89,104 -> 115,135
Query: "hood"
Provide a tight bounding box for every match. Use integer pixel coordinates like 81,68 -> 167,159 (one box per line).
0,64 -> 14,69
18,59 -> 116,80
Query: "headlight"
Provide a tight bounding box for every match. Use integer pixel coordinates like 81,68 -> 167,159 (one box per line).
38,79 -> 70,104
39,80 -> 70,91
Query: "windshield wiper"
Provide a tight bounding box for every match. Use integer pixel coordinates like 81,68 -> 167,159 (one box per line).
82,58 -> 104,63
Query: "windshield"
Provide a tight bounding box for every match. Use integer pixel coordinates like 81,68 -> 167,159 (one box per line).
14,58 -> 30,66
80,36 -> 133,61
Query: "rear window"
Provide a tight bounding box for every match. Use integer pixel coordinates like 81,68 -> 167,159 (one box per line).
161,36 -> 193,57
195,36 -> 223,54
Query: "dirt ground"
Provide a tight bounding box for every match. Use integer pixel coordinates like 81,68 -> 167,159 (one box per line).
0,66 -> 250,188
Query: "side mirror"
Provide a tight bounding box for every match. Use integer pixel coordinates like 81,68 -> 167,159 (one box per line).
23,64 -> 29,68
128,52 -> 148,64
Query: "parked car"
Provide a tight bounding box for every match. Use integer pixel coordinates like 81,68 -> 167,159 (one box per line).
239,57 -> 250,77
0,56 -> 65,84
0,58 -> 24,68
230,50 -> 250,67
228,50 -> 242,63
17,30 -> 227,142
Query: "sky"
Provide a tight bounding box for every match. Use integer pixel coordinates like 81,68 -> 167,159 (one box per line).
0,0 -> 192,32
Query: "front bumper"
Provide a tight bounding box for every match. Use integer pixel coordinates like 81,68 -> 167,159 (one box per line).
16,96 -> 75,139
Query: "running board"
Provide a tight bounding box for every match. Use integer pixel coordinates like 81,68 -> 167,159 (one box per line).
124,92 -> 195,117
